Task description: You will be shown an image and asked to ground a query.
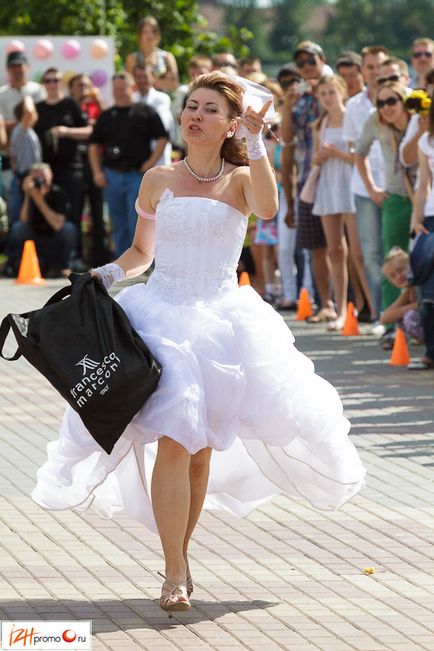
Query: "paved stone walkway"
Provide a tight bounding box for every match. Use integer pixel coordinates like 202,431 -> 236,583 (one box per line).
0,278 -> 433,651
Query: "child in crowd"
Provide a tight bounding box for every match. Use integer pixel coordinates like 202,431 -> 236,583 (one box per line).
382,246 -> 433,369
9,96 -> 42,224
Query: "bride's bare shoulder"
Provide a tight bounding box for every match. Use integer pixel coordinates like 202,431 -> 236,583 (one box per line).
139,164 -> 180,210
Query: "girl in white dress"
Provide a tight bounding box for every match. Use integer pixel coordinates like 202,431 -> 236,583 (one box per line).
312,75 -> 374,331
32,72 -> 366,617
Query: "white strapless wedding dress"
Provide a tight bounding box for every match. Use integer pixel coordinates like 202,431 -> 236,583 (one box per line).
32,189 -> 366,530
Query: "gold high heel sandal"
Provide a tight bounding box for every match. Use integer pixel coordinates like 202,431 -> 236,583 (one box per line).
158,558 -> 194,598
159,580 -> 191,617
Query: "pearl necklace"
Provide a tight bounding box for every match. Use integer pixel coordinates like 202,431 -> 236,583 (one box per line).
184,156 -> 225,182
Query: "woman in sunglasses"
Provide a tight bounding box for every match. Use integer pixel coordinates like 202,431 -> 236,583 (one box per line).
355,81 -> 415,314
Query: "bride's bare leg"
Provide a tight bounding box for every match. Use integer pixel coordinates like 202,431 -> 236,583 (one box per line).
151,436 -> 190,585
183,447 -> 212,557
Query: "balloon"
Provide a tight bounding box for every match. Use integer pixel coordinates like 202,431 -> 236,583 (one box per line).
33,39 -> 53,60
62,70 -> 78,86
90,39 -> 108,59
33,70 -> 43,83
90,69 -> 108,88
6,40 -> 25,54
62,39 -> 81,59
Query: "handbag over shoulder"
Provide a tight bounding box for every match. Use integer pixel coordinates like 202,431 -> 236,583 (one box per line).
0,273 -> 162,454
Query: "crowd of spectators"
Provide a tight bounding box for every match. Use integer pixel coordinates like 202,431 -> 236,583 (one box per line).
0,17 -> 433,369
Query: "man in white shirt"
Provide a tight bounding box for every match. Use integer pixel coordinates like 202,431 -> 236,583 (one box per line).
343,45 -> 388,324
0,52 -> 45,126
0,51 -> 45,195
133,64 -> 173,166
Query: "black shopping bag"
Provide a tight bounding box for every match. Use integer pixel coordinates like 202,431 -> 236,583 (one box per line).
0,273 -> 162,454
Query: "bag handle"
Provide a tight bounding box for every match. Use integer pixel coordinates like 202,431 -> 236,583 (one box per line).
0,316 -> 22,360
41,272 -> 93,307
0,274 -> 93,362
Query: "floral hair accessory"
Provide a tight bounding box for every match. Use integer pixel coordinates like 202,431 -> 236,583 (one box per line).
404,89 -> 432,115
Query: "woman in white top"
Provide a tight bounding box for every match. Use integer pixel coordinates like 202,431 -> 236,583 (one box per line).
311,75 -> 374,330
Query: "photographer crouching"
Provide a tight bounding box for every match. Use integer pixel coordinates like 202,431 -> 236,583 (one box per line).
5,162 -> 77,278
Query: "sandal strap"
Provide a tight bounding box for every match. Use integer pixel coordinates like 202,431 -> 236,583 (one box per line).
160,580 -> 189,607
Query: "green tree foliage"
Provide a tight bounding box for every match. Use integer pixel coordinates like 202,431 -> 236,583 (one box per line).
326,0 -> 434,61
268,0 -> 320,64
220,0 -> 267,59
0,0 -> 253,77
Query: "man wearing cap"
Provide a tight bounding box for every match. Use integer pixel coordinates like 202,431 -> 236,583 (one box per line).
0,51 -> 45,197
281,41 -> 336,321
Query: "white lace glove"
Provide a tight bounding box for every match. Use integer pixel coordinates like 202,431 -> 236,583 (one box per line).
244,130 -> 267,160
91,263 -> 125,290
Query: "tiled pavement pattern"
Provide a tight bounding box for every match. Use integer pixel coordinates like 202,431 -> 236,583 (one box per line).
0,277 -> 433,651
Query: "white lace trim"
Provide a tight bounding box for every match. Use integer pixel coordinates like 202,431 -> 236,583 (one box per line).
245,131 -> 267,160
92,263 -> 125,290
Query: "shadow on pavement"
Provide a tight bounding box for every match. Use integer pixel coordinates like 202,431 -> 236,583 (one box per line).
0,598 -> 277,631
373,437 -> 434,463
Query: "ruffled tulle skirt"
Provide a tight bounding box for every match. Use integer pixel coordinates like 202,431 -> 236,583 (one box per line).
31,283 -> 365,530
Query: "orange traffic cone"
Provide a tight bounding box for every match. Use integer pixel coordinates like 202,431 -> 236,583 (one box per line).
15,240 -> 45,285
341,302 -> 359,336
296,287 -> 313,320
239,271 -> 251,286
390,329 -> 410,366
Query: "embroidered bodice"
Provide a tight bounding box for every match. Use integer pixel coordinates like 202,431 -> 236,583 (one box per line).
146,189 -> 248,304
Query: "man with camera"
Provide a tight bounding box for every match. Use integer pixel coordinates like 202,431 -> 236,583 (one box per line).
88,71 -> 168,256
5,162 -> 77,277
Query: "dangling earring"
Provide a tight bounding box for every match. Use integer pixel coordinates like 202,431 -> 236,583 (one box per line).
226,131 -> 234,138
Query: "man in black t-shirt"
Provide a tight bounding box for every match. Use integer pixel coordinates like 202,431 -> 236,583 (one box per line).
35,67 -> 92,269
5,162 -> 77,277
88,71 -> 168,256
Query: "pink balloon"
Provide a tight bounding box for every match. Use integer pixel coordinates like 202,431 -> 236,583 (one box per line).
62,39 -> 81,59
90,69 -> 108,88
6,40 -> 25,54
33,39 -> 53,60
90,39 -> 109,59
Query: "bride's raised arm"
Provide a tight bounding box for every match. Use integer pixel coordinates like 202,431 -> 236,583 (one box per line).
239,101 -> 278,220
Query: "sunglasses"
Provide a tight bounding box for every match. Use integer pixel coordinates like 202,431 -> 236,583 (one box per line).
43,78 -> 60,84
376,96 -> 400,109
377,74 -> 400,85
295,56 -> 316,68
412,51 -> 433,59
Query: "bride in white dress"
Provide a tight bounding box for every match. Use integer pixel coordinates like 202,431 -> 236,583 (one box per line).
32,72 -> 366,616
